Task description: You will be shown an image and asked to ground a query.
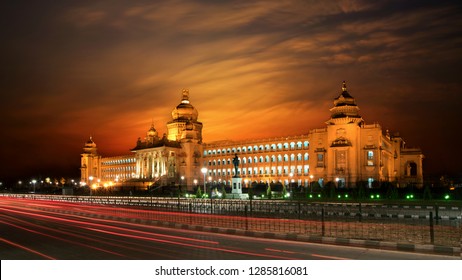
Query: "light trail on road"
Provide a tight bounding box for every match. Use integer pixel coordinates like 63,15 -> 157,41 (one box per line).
0,197 -> 458,260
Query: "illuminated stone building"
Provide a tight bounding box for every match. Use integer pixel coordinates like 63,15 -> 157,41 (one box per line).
81,82 -> 423,191
202,82 -> 424,189
80,90 -> 203,190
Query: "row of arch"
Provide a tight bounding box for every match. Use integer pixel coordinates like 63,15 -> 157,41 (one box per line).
208,153 -> 309,166
204,141 -> 309,156
207,165 -> 310,177
102,158 -> 136,165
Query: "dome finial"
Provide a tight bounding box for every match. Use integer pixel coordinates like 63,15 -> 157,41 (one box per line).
181,89 -> 190,104
342,81 -> 347,91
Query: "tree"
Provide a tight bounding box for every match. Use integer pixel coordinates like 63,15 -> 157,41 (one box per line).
196,187 -> 202,198
266,184 -> 272,199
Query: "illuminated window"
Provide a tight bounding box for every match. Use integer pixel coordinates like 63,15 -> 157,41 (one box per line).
297,153 -> 302,161
284,154 -> 289,162
367,150 -> 374,166
317,153 -> 324,167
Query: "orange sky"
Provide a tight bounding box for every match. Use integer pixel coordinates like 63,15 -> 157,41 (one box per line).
1,0 -> 462,182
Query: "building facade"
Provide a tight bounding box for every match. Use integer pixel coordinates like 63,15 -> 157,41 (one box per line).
81,82 -> 424,191
202,82 -> 424,189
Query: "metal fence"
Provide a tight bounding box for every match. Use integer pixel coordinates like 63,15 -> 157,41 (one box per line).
2,194 -> 461,248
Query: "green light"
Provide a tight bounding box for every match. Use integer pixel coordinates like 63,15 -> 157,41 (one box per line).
309,194 -> 313,198
444,195 -> 450,200
406,195 -> 410,199
345,194 -> 349,198
376,194 -> 380,199
318,194 -> 321,198
410,194 -> 414,199
370,195 -> 374,199
337,195 -> 341,199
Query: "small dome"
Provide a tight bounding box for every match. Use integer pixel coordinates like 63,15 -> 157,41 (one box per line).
334,81 -> 356,106
85,136 -> 96,148
147,123 -> 158,137
171,89 -> 199,121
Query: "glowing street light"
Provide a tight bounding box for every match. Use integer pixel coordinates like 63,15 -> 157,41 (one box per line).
309,174 -> 314,193
31,179 -> 37,193
89,176 -> 94,196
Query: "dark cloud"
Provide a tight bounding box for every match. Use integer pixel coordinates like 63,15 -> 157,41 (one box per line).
1,0 -> 462,182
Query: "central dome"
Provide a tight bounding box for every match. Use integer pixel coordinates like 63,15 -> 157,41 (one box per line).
171,89 -> 199,121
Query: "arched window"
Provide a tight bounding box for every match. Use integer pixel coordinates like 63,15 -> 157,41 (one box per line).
278,155 -> 282,162
248,146 -> 253,152
259,156 -> 263,163
297,153 -> 302,161
248,157 -> 252,164
304,153 -> 309,160
277,143 -> 283,150
290,142 -> 295,149
271,155 -> 276,162
297,142 -> 303,149
290,154 -> 295,161
283,143 -> 289,149
265,156 -> 270,162
304,141 -> 309,148
284,154 -> 289,162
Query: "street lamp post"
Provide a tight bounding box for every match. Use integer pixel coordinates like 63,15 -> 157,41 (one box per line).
201,167 -> 208,197
309,174 -> 314,193
289,172 -> 294,199
89,176 -> 94,196
31,179 -> 37,193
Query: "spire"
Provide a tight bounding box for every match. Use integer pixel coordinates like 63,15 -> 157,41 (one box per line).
181,89 -> 190,104
342,81 -> 347,92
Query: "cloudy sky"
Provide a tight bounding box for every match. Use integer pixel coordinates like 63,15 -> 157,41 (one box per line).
1,0 -> 461,182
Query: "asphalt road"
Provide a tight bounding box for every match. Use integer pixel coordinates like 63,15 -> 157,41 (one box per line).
0,197 -> 458,260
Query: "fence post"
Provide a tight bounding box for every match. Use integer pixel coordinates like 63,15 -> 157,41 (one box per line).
321,207 -> 325,237
210,197 -> 213,214
429,211 -> 434,244
435,205 -> 439,225
189,202 -> 192,224
245,205 -> 248,231
358,202 -> 362,222
298,201 -> 301,220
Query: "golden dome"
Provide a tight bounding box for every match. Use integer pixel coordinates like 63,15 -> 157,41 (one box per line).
171,89 -> 198,121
